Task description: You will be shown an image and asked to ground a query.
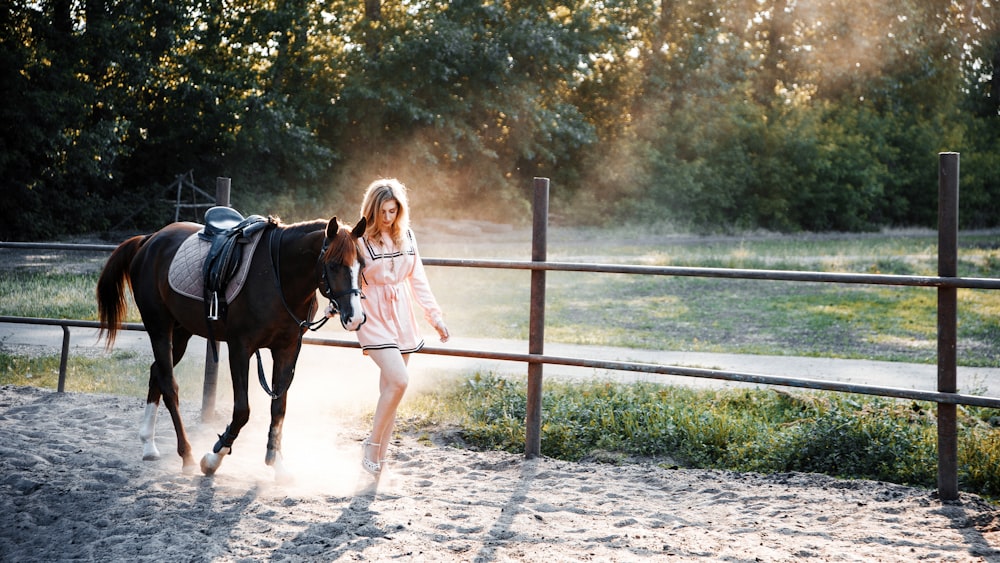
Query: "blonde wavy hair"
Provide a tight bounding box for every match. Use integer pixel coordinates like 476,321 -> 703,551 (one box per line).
359,178 -> 410,247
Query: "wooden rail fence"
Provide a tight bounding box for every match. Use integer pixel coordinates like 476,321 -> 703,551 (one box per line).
1,153 -> 997,500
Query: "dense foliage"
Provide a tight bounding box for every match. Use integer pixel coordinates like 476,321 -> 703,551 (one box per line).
3,1 -> 998,239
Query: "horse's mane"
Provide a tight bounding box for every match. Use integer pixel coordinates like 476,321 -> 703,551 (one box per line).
274,217 -> 357,266
272,217 -> 325,232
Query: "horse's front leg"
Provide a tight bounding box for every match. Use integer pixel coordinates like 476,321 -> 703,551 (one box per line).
266,394 -> 292,482
200,344 -> 251,476
265,346 -> 297,483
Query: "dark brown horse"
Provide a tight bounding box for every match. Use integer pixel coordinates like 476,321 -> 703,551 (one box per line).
97,216 -> 366,477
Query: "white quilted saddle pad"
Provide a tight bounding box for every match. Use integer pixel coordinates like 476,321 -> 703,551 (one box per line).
167,229 -> 265,303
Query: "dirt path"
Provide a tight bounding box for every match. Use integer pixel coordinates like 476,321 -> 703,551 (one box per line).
2,384 -> 1000,562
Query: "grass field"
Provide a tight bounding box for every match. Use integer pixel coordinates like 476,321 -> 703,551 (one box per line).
420,226 -> 1000,366
3,226 -> 1000,366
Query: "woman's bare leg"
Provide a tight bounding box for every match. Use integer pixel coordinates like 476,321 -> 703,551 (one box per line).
366,348 -> 410,465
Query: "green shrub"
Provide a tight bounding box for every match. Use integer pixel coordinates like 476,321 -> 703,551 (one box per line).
962,428 -> 1000,495
415,373 -> 1000,498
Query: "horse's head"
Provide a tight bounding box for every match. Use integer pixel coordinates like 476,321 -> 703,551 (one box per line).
318,216 -> 367,331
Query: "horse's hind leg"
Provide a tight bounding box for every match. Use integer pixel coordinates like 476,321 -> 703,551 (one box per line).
138,336 -> 179,461
167,329 -> 196,471
141,327 -> 197,472
139,331 -> 191,461
139,362 -> 163,461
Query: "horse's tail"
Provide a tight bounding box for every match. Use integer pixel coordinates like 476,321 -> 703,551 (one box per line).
97,234 -> 149,349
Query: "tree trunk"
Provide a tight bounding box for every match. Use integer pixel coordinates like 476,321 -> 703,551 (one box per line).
756,0 -> 792,106
365,0 -> 381,22
992,40 -> 1000,115
51,0 -> 73,36
363,0 -> 382,57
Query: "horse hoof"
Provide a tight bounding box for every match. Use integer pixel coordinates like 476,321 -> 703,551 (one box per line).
200,446 -> 231,475
273,460 -> 295,484
200,453 -> 220,475
142,443 -> 161,461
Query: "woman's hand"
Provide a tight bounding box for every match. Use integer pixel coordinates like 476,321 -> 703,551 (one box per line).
435,320 -> 450,343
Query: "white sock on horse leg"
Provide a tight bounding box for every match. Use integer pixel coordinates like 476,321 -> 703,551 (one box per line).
139,402 -> 160,461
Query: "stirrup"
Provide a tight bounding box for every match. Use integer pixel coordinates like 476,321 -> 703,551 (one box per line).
361,437 -> 381,476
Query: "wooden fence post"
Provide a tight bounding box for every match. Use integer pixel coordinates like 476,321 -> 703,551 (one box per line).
525,178 -> 549,458
57,326 -> 70,392
938,152 -> 959,501
201,177 -> 230,422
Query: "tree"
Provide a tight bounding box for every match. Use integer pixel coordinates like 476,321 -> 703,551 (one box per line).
1,0 -> 133,238
958,0 -> 1000,228
308,0 -> 639,221
2,0 -> 998,238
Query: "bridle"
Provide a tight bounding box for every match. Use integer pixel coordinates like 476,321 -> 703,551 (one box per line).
268,227 -> 365,331
318,236 -> 366,326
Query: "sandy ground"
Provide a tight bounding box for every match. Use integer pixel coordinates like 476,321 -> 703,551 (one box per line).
5,234 -> 1000,561
3,378 -> 1000,562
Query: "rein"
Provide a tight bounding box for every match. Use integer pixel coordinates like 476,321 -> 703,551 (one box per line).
252,227 -> 333,400
254,225 -> 363,400
270,227 -> 331,332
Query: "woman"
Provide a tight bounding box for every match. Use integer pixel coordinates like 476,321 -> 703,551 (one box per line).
348,178 -> 449,476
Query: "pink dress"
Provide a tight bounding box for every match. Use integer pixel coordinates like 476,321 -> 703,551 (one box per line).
356,229 -> 443,354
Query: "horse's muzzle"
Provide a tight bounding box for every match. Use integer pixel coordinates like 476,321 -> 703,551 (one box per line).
342,311 -> 366,331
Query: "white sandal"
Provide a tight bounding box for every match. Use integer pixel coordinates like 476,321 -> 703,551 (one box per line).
361,437 -> 381,476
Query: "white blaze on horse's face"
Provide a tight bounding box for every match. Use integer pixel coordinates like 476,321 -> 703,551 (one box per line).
342,260 -> 366,331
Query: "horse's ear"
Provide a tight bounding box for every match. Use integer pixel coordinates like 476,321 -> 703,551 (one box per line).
326,217 -> 339,238
351,216 -> 367,239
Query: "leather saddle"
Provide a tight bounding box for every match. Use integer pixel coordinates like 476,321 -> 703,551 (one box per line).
199,206 -> 271,320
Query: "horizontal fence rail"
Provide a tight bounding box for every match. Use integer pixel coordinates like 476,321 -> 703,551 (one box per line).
422,258 -> 1000,289
10,242 -> 1000,289
299,335 -> 1000,409
0,242 -> 118,252
0,316 -> 145,332
4,242 -> 1000,290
